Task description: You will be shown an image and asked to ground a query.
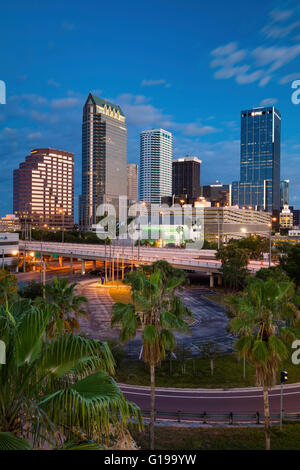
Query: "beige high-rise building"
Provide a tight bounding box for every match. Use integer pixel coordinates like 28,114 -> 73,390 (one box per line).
127,163 -> 138,202
79,93 -> 127,230
13,148 -> 74,230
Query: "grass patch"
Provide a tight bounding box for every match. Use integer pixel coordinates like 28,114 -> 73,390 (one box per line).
132,423 -> 300,450
108,284 -> 132,304
116,353 -> 300,388
203,293 -> 228,307
202,288 -> 230,308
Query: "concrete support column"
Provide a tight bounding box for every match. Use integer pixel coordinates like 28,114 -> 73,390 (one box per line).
209,274 -> 214,288
93,260 -> 97,270
59,256 -> 63,267
70,254 -> 73,275
23,251 -> 26,272
105,260 -> 108,283
81,259 -> 85,276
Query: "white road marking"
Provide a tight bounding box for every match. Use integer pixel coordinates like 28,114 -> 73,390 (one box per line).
121,389 -> 300,400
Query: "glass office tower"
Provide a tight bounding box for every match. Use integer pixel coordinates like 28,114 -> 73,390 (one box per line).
280,179 -> 290,207
232,106 -> 281,212
79,93 -> 127,230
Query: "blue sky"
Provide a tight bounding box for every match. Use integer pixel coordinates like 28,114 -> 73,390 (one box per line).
0,0 -> 300,218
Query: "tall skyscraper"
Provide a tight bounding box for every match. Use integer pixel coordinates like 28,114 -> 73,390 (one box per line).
280,179 -> 290,207
79,93 -> 127,229
232,106 -> 281,213
139,128 -> 172,204
172,156 -> 201,199
127,163 -> 138,202
13,148 -> 74,230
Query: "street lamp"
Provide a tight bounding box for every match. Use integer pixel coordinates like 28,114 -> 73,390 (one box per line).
280,370 -> 288,431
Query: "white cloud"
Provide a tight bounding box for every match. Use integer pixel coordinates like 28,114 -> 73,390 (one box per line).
141,79 -> 171,88
262,8 -> 300,39
51,97 -> 80,109
252,45 -> 300,72
236,70 -> 263,84
211,42 -> 238,56
280,72 -> 300,84
259,75 -> 272,87
260,98 -> 278,106
214,65 -> 249,79
211,49 -> 247,68
181,123 -> 217,136
48,79 -> 60,88
210,6 -> 300,87
27,132 -> 42,140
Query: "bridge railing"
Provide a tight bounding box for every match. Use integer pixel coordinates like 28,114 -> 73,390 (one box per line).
19,242 -> 222,269
141,410 -> 299,424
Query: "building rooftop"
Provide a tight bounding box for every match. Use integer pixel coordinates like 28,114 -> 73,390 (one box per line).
89,94 -> 125,117
173,156 -> 202,164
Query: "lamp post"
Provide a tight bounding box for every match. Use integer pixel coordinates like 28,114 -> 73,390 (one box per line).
280,370 -> 288,431
116,253 -> 119,289
268,217 -> 277,268
217,210 -> 220,249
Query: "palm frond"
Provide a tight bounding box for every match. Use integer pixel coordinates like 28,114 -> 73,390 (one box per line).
0,432 -> 30,450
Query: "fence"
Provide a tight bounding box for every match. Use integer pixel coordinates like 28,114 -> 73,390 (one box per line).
141,410 -> 300,424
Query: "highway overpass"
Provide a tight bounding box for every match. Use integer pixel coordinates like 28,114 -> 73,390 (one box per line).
19,241 -> 267,286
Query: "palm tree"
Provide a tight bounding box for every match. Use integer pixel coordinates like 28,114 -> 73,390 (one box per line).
111,261 -> 192,449
44,276 -> 88,335
216,245 -> 249,291
228,278 -> 297,450
0,269 -> 18,306
0,299 -> 142,449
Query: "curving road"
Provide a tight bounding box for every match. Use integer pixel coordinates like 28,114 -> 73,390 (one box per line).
120,382 -> 300,417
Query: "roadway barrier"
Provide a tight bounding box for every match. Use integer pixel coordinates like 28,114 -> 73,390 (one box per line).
141,410 -> 299,424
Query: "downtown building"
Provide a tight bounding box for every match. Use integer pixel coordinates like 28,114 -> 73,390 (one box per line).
127,163 -> 139,203
139,129 -> 172,204
232,106 -> 281,214
280,179 -> 290,207
79,94 -> 127,230
201,181 -> 230,207
13,148 -> 74,230
172,156 -> 201,200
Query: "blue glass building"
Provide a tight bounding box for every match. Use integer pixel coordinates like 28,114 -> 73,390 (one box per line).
232,106 -> 281,213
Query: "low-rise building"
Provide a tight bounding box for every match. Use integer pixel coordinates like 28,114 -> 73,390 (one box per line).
280,204 -> 293,228
139,205 -> 271,246
0,214 -> 21,232
0,232 -> 19,271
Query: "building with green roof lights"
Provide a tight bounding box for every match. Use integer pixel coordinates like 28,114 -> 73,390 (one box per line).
79,93 -> 127,230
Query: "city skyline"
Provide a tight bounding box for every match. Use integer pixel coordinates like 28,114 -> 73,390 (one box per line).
0,0 -> 300,217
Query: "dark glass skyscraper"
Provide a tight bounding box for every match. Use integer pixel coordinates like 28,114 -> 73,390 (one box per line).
172,156 -> 201,200
232,106 -> 281,213
79,94 -> 127,229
